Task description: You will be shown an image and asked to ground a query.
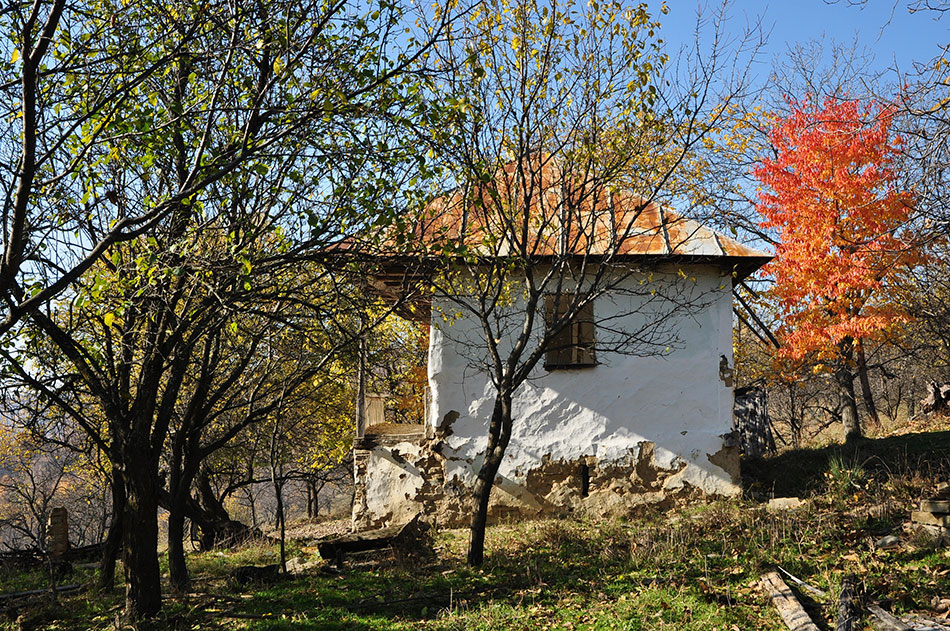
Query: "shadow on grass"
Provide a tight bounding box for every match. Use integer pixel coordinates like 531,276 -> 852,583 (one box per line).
224,511 -> 785,631
741,429 -> 950,498
223,524 -> 636,630
232,559 -> 594,629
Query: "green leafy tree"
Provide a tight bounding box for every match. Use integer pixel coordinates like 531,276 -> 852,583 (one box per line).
0,0 -> 449,618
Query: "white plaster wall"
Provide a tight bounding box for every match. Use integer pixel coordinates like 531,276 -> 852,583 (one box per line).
361,441 -> 427,526
427,265 -> 739,496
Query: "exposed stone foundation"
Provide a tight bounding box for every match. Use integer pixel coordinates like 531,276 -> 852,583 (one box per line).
352,428 -> 741,531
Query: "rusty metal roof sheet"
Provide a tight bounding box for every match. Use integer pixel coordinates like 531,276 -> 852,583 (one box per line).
401,159 -> 770,280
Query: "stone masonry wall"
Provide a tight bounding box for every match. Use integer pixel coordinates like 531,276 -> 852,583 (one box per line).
352,423 -> 740,531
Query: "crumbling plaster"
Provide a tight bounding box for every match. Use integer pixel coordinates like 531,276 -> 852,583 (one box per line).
356,266 -> 741,529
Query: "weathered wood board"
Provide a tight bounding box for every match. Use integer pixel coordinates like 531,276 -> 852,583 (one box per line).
920,499 -> 950,513
760,571 -> 820,631
912,511 -> 950,527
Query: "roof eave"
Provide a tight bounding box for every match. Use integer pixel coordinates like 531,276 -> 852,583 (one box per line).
359,252 -> 773,281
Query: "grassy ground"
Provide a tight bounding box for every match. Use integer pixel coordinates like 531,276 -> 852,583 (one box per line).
3,429 -> 950,630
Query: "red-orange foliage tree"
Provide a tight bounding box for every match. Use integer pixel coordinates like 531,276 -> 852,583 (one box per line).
754,96 -> 916,441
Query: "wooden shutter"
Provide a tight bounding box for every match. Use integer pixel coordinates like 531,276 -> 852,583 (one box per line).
545,295 -> 572,368
545,295 -> 596,368
575,301 -> 596,365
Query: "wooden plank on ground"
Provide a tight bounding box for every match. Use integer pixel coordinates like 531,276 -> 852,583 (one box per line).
760,571 -> 820,631
836,575 -> 858,631
912,511 -> 950,527
867,604 -> 912,631
777,566 -> 828,599
920,499 -> 950,513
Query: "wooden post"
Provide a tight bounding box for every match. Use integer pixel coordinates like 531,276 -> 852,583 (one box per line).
355,330 -> 367,439
365,394 -> 386,429
46,507 -> 68,561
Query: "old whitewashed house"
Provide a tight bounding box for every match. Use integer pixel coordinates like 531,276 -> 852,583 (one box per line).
350,163 -> 771,530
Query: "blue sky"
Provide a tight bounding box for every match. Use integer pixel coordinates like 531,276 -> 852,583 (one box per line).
648,1 -> 947,81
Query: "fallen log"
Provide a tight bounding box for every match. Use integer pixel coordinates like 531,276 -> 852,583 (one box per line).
0,542 -> 105,569
0,549 -> 39,568
230,564 -> 280,586
0,584 -> 84,603
836,575 -> 859,631
316,515 -> 430,567
867,604 -> 912,631
220,611 -> 270,620
0,583 -> 85,614
61,542 -> 104,563
760,571 -> 820,631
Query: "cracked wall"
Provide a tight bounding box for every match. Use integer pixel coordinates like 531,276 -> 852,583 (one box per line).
354,434 -> 740,529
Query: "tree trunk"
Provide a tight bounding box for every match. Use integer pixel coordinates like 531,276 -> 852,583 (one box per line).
270,422 -> 287,574
166,488 -> 190,593
837,339 -> 862,442
855,339 -> 880,428
166,428 -> 193,593
122,449 -> 162,621
191,470 -> 251,550
273,477 -> 286,573
246,486 -> 258,530
166,441 -> 200,593
788,383 -> 802,447
468,394 -> 512,567
243,462 -> 258,529
97,469 -> 125,592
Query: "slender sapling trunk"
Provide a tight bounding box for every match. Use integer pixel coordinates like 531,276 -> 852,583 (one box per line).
468,394 -> 513,566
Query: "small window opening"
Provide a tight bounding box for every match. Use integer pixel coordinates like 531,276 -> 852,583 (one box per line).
579,464 -> 590,497
545,295 -> 596,370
